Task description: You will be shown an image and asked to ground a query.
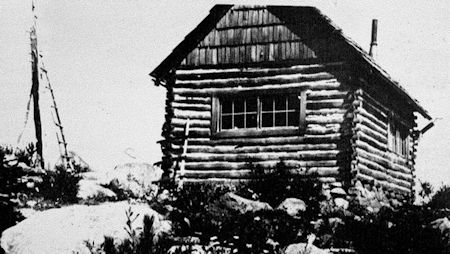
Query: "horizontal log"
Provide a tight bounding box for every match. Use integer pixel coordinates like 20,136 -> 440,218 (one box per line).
360,89 -> 414,125
183,133 -> 344,146
356,147 -> 412,175
173,79 -> 341,96
172,102 -> 211,111
307,90 -> 349,100
182,143 -> 339,154
306,113 -> 346,124
182,176 -> 340,184
173,95 -> 211,103
173,109 -> 211,120
172,127 -> 210,137
357,164 -> 411,189
181,150 -> 341,162
354,123 -> 387,144
171,118 -> 210,128
306,124 -> 341,135
306,99 -> 346,109
359,97 -> 387,120
357,163 -> 388,181
306,108 -> 348,115
175,62 -> 345,80
354,107 -> 387,129
354,114 -> 387,136
184,159 -> 340,171
175,72 -> 336,88
182,167 -> 342,179
355,140 -> 411,169
355,173 -> 411,194
355,130 -> 387,151
357,156 -> 412,183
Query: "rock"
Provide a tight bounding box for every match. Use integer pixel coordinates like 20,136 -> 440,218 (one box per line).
25,200 -> 37,208
157,189 -> 170,203
330,187 -> 346,196
284,243 -> 331,254
105,163 -> 162,198
333,198 -> 349,210
77,179 -> 117,200
222,192 -> 272,214
0,201 -> 170,254
430,217 -> 450,235
17,162 -> 31,171
277,198 -> 306,218
168,244 -> 205,254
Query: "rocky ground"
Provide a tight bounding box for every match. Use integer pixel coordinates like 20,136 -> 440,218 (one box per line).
1,155 -> 449,253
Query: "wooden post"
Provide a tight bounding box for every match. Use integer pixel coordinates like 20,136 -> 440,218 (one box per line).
178,118 -> 190,187
30,26 -> 44,168
41,64 -> 72,171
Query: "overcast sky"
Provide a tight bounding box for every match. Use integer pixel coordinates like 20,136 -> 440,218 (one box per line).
1,0 -> 449,187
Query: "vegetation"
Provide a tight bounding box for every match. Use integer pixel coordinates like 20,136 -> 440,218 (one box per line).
429,185 -> 450,209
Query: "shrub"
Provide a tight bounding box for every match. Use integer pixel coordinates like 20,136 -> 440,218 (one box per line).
244,160 -> 324,208
38,164 -> 81,204
0,144 -> 30,234
95,212 -> 170,254
429,185 -> 450,209
343,204 -> 449,254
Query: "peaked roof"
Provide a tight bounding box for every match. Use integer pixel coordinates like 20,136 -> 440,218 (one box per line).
149,5 -> 430,120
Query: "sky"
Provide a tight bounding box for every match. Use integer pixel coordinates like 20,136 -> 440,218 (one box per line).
0,0 -> 449,187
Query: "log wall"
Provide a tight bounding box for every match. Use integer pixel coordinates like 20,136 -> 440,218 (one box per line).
351,87 -> 416,197
160,62 -> 355,184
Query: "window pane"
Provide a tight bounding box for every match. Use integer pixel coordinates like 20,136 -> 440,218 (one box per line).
222,100 -> 232,114
275,97 -> 286,111
262,112 -> 273,127
234,98 -> 245,113
288,95 -> 299,110
246,97 -> 257,112
261,97 -> 273,112
222,115 -> 232,129
275,112 -> 286,126
246,113 -> 257,128
288,112 -> 299,126
234,114 -> 244,129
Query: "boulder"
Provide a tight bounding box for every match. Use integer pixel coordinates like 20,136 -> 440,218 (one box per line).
284,243 -> 331,254
222,192 -> 272,214
430,217 -> 450,236
0,201 -> 170,254
277,198 -> 306,218
105,163 -> 162,198
77,179 -> 117,200
330,187 -> 346,197
333,198 -> 349,210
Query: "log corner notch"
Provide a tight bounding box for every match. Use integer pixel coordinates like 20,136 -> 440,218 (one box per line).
148,5 -> 431,201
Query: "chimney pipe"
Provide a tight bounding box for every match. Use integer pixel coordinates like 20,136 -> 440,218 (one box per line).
369,19 -> 378,57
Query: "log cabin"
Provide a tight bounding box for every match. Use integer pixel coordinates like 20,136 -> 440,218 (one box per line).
150,5 -> 432,200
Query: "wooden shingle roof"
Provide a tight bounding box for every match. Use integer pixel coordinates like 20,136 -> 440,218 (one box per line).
150,5 -> 430,119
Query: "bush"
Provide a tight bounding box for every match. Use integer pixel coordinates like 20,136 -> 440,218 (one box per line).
38,164 -> 81,204
159,160 -> 326,252
429,185 -> 450,209
93,212 -> 170,254
342,204 -> 449,254
244,160 -> 324,208
0,145 -> 30,234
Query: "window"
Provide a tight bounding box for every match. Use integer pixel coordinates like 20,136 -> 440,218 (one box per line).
211,91 -> 307,136
388,118 -> 409,157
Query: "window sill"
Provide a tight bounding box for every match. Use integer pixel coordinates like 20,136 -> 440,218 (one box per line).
212,126 -> 302,139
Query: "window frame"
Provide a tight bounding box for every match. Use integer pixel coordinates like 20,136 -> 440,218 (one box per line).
211,90 -> 307,138
387,115 -> 410,159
